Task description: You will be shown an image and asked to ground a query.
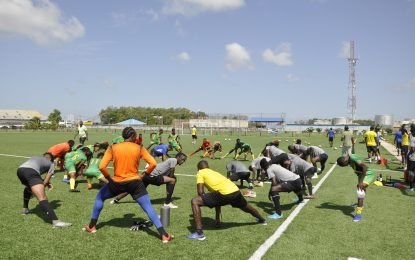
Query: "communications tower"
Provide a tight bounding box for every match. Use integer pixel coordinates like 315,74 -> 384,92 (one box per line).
347,41 -> 358,122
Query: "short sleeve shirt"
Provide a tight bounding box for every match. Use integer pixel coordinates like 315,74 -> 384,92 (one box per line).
151,158 -> 177,176
196,168 -> 239,195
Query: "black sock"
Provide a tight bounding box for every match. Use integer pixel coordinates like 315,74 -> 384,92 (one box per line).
165,183 -> 175,204
321,163 -> 325,172
23,187 -> 31,208
89,218 -> 98,228
196,229 -> 203,235
39,200 -> 58,221
157,227 -> 168,236
271,192 -> 281,215
307,183 -> 313,195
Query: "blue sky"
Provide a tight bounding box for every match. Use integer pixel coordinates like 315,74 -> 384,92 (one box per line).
0,0 -> 414,122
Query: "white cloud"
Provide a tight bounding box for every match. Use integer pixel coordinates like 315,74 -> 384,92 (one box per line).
0,0 -> 85,46
286,73 -> 299,82
177,51 -> 191,61
262,43 -> 293,66
162,0 -> 245,16
393,78 -> 415,91
225,42 -> 252,71
339,41 -> 351,59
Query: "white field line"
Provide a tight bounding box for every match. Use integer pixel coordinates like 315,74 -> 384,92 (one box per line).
249,163 -> 338,260
0,153 -> 196,177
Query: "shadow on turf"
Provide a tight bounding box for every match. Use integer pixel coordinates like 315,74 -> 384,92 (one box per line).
31,200 -> 62,223
315,202 -> 354,218
97,213 -> 160,239
186,216 -> 258,232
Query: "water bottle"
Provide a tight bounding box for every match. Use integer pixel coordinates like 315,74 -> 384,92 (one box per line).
160,206 -> 170,227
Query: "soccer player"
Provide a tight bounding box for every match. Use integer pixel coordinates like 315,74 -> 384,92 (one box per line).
189,138 -> 213,158
226,161 -> 254,190
210,141 -> 223,159
82,127 -> 172,243
327,128 -> 335,147
341,125 -> 355,156
47,140 -> 75,171
274,153 -> 316,199
17,153 -> 72,228
264,142 -> 285,161
235,143 -> 255,160
150,143 -> 172,161
406,124 -> 415,191
249,156 -> 270,185
288,143 -> 309,160
305,146 -> 329,174
336,153 -> 377,222
364,126 -> 377,163
62,147 -> 92,192
394,128 -> 403,156
74,120 -> 88,145
83,152 -> 109,190
187,160 -> 266,240
191,125 -> 197,145
168,128 -> 182,152
147,128 -> 163,150
142,152 -> 187,208
222,138 -> 244,159
260,158 -> 303,219
401,125 -> 409,167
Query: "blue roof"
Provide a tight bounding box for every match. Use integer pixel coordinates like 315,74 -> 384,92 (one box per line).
116,119 -> 146,125
249,117 -> 284,122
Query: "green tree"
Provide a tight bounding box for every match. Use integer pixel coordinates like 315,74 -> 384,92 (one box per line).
48,109 -> 62,124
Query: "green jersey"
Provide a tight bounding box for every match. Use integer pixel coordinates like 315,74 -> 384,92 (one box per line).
349,154 -> 373,176
151,133 -> 161,143
112,136 -> 124,145
65,150 -> 87,165
84,157 -> 103,178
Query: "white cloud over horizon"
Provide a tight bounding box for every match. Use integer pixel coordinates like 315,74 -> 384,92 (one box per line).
262,42 -> 293,66
0,0 -> 85,46
177,51 -> 191,61
225,42 -> 252,71
286,73 -> 299,82
162,0 -> 245,16
393,78 -> 415,91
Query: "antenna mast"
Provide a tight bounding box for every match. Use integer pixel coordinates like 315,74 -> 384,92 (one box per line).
347,41 -> 358,122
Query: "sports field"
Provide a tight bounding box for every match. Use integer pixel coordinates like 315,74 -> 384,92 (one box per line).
0,129 -> 413,260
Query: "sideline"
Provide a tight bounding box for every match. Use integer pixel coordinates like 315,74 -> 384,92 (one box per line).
249,163 -> 338,260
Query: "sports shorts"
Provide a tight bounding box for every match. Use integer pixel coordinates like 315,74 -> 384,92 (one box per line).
367,146 -> 377,153
83,169 -> 104,179
107,179 -> 148,200
142,174 -> 165,187
17,168 -> 44,188
201,191 -> 247,209
329,137 -> 334,142
279,178 -> 302,193
304,167 -> 317,178
362,170 -> 376,185
192,135 -> 197,140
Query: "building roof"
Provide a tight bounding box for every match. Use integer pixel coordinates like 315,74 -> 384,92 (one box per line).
116,118 -> 146,125
0,109 -> 45,120
249,117 -> 284,123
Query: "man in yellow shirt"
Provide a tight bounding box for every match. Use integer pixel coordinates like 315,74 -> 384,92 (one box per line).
191,125 -> 197,145
187,160 -> 266,240
401,125 -> 409,167
364,126 -> 377,163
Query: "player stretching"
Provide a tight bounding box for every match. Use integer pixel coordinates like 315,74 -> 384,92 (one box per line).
189,138 -> 213,158
47,140 -> 75,171
83,152 -> 109,190
82,127 -> 172,243
147,128 -> 163,150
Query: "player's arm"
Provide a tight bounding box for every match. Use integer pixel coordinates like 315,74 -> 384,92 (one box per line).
189,147 -> 202,157
168,167 -> 176,178
141,148 -> 157,174
99,147 -> 113,178
358,162 -> 367,190
197,183 -> 205,196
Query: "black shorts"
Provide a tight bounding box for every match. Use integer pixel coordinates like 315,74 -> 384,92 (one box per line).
304,167 -> 317,178
107,179 -> 148,200
142,174 -> 165,187
401,146 -> 408,155
17,168 -> 44,188
280,178 -> 302,193
396,142 -> 402,149
319,153 -> 328,164
407,160 -> 415,171
192,135 -> 197,140
367,146 -> 377,153
229,172 -> 250,181
201,191 -> 247,209
80,137 -> 87,145
329,137 -> 334,142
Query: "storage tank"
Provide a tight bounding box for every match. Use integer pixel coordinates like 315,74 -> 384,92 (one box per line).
332,117 -> 347,125
374,115 -> 394,127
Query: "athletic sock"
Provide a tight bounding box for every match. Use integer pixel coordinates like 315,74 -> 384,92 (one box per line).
63,174 -> 68,180
196,229 -> 203,235
69,178 -> 76,189
89,218 -> 98,228
306,183 -> 313,195
271,192 -> 281,215
23,187 -> 31,208
165,183 -> 175,204
356,207 -> 363,214
39,200 -> 58,221
87,178 -> 92,185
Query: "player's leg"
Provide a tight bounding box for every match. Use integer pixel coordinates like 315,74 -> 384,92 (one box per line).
163,175 -> 177,207
110,192 -> 128,204
84,184 -> 114,232
187,195 -> 208,240
268,184 -> 285,218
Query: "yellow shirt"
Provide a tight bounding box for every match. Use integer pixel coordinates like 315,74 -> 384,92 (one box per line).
364,130 -> 377,147
402,132 -> 409,146
196,168 -> 239,195
191,127 -> 197,135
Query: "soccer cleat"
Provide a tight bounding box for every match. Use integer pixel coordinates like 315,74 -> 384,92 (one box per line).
163,202 -> 178,209
62,178 -> 69,183
256,219 -> 268,225
267,213 -> 284,220
292,198 -> 304,204
52,220 -> 72,228
110,199 -> 119,205
162,233 -> 173,243
353,214 -> 362,222
186,232 -> 206,241
304,195 -> 315,199
312,173 -> 319,179
82,225 -> 97,233
69,189 -> 80,192
21,208 -> 29,215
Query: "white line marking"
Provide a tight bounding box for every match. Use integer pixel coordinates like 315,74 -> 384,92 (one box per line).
0,153 -> 196,177
249,163 -> 337,260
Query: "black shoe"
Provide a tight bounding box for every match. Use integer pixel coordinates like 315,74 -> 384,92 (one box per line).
69,189 -> 80,192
